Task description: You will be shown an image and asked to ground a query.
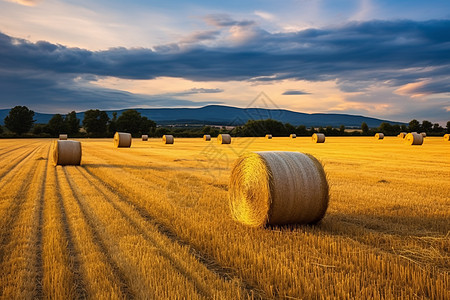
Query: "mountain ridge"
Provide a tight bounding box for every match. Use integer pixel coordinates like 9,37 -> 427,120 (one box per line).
0,105 -> 405,127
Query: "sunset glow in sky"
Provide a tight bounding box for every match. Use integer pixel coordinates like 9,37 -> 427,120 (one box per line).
1,0 -> 449,123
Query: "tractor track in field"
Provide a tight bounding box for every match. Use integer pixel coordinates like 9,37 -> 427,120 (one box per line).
81,166 -> 267,299
0,141 -> 40,157
60,168 -> 135,299
54,168 -> 88,299
0,144 -> 42,184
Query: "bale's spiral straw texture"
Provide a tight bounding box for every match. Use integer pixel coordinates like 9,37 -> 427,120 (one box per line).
163,135 -> 174,144
114,132 -> 132,148
405,133 -> 423,145
420,132 -> 427,137
444,134 -> 450,141
52,140 -> 81,166
59,134 -> 68,140
218,134 -> 231,144
265,134 -> 273,139
203,134 -> 211,141
142,135 -> 148,141
229,151 -> 329,227
398,132 -> 407,139
290,134 -> 296,139
312,133 -> 325,143
375,133 -> 384,139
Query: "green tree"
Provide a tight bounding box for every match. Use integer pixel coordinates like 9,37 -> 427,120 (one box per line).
421,120 -> 432,133
408,119 -> 420,132
108,112 -> 118,134
116,110 -> 156,136
83,109 -> 109,136
45,114 -> 67,136
296,125 -> 307,136
4,106 -> 35,135
432,123 -> 443,133
65,111 -> 80,135
361,122 -> 369,135
140,116 -> 156,135
400,124 -> 408,132
446,121 -> 450,134
339,125 -> 345,135
0,125 -> 3,134
379,122 -> 393,135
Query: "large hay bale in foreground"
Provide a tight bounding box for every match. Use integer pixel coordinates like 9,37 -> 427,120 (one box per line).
265,134 -> 272,139
114,132 -> 132,148
142,135 -> 148,141
290,134 -> 296,139
312,133 -> 325,143
420,132 -> 427,137
229,151 -> 329,227
398,132 -> 407,138
59,134 -> 68,140
375,133 -> 384,139
163,135 -> 174,144
203,135 -> 211,141
405,132 -> 423,145
218,134 -> 231,144
444,134 -> 450,141
52,140 -> 81,166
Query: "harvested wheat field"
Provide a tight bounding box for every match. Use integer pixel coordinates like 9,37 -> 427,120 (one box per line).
0,137 -> 448,299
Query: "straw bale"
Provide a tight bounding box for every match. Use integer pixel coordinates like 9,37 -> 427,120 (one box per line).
52,140 -> 82,166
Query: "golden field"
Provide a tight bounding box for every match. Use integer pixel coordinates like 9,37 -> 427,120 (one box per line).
0,136 -> 448,299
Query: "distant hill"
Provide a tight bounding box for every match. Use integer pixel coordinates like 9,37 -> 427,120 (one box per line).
0,105 -> 405,127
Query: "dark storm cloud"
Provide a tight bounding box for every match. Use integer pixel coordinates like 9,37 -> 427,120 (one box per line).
282,90 -> 311,95
1,19 -> 450,110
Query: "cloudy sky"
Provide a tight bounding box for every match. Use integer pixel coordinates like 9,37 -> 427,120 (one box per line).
0,0 -> 449,124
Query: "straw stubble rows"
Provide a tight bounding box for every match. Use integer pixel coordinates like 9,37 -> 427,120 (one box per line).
0,137 -> 448,299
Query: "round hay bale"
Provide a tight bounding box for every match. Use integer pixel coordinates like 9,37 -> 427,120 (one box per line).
163,135 -> 174,144
142,135 -> 148,141
218,134 -> 231,144
405,132 -> 423,145
312,133 -> 325,143
444,134 -> 450,141
203,134 -> 211,141
59,134 -> 68,140
420,132 -> 426,137
375,133 -> 384,139
398,132 -> 407,139
290,134 -> 296,138
52,140 -> 82,166
229,151 -> 329,227
114,132 -> 132,148
265,134 -> 273,139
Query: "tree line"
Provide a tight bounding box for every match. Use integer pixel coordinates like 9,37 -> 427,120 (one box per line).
1,105 -> 449,138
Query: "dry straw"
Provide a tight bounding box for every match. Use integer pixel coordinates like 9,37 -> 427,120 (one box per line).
420,132 -> 427,137
290,134 -> 296,138
312,133 -> 325,143
405,132 -> 423,145
163,135 -> 174,144
114,132 -> 132,148
266,134 -> 273,139
203,134 -> 211,141
59,134 -> 68,140
218,134 -> 231,144
142,135 -> 148,141
444,134 -> 450,141
398,132 -> 407,138
229,151 -> 329,227
52,140 -> 82,166
375,133 -> 384,139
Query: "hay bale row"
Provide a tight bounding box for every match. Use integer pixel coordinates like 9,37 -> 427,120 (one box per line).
375,133 -> 384,140
59,134 -> 68,140
405,132 -> 423,145
444,134 -> 450,141
114,132 -> 132,148
203,134 -> 211,141
163,135 -> 174,144
265,134 -> 272,139
52,140 -> 82,166
218,134 -> 231,144
229,151 -> 329,227
142,135 -> 148,141
312,133 -> 325,143
290,134 -> 296,139
420,132 -> 427,137
398,132 -> 407,138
